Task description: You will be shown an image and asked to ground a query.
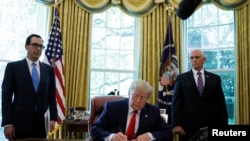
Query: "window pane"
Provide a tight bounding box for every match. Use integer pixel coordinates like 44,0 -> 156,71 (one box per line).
91,49 -> 105,68
220,50 -> 235,69
120,28 -> 135,50
106,50 -> 120,69
120,50 -> 134,70
104,72 -> 119,93
90,71 -> 105,95
219,25 -> 235,47
91,27 -> 106,49
187,28 -> 202,48
217,72 -> 235,124
90,7 -> 138,99
202,27 -> 219,48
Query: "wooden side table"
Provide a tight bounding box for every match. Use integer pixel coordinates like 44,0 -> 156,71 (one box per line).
63,119 -> 89,139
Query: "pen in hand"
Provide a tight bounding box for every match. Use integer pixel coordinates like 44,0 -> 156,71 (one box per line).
118,127 -> 123,133
117,127 -> 129,140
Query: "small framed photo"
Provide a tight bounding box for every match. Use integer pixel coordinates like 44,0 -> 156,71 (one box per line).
160,108 -> 166,114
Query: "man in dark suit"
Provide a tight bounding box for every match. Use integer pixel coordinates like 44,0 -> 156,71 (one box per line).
171,49 -> 228,141
1,34 -> 58,140
91,80 -> 173,141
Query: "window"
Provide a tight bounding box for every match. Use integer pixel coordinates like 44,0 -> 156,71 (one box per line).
182,4 -> 235,124
0,0 -> 49,140
90,7 -> 140,99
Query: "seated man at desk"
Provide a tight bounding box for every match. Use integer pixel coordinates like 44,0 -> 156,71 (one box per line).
91,80 -> 173,141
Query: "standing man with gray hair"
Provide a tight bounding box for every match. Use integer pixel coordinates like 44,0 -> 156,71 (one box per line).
171,49 -> 228,141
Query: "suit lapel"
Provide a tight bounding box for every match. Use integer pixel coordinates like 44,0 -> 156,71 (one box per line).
189,70 -> 201,96
39,62 -> 48,93
137,106 -> 150,135
203,70 -> 211,95
21,59 -> 36,92
188,70 -> 199,92
120,100 -> 129,133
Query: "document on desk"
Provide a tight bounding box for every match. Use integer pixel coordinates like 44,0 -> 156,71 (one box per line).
44,108 -> 50,134
160,114 -> 168,123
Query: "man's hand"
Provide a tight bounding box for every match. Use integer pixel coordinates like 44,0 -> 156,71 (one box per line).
111,132 -> 127,141
133,133 -> 151,141
49,121 -> 57,131
4,125 -> 15,140
173,126 -> 186,136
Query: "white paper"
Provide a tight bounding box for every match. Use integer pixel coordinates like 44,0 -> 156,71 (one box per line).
44,108 -> 50,134
160,114 -> 168,123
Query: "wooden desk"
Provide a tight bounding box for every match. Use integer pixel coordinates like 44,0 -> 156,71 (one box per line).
63,119 -> 89,139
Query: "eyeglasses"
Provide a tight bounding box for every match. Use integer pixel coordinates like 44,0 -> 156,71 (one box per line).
190,56 -> 201,60
29,43 -> 45,49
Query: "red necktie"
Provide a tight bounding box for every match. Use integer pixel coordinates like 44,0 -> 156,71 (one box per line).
126,110 -> 137,140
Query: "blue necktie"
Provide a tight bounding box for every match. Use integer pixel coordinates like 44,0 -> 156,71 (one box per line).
197,71 -> 203,95
32,63 -> 39,92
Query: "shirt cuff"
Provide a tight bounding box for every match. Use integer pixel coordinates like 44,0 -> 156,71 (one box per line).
104,133 -> 115,141
4,124 -> 13,128
147,132 -> 155,140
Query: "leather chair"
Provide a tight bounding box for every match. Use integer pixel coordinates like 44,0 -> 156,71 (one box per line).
87,95 -> 126,140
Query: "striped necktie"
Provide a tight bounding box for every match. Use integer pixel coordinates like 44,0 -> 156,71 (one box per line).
197,71 -> 203,95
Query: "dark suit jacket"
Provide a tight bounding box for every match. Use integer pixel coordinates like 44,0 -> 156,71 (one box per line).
171,70 -> 228,140
1,59 -> 57,135
91,98 -> 173,141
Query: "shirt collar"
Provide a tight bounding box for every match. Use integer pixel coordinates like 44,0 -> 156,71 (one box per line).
128,103 -> 141,114
192,68 -> 204,75
26,57 -> 39,66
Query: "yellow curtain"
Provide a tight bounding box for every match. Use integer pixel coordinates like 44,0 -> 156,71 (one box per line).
236,3 -> 250,124
56,0 -> 91,109
140,4 -> 182,104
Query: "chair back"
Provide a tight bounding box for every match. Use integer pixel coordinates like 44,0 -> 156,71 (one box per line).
88,95 -> 126,133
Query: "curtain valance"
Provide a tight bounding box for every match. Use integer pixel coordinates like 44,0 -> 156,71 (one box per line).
211,0 -> 249,10
74,0 -> 166,16
168,0 -> 249,10
37,0 -> 249,17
